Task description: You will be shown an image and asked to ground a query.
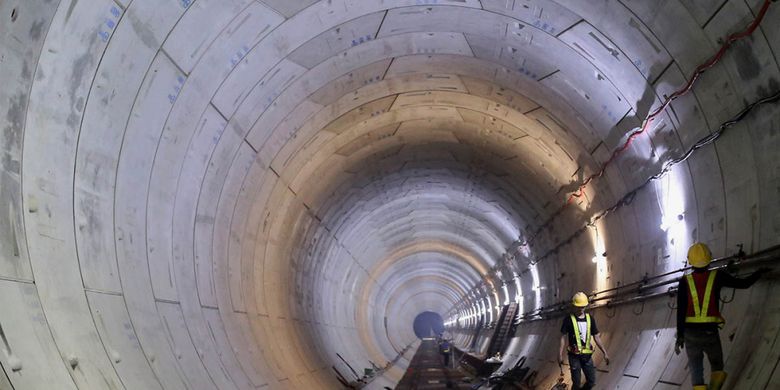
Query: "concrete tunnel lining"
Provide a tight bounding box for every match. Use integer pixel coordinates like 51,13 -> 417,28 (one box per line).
1,0 -> 779,389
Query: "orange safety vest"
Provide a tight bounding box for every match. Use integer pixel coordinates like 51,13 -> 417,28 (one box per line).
685,270 -> 725,324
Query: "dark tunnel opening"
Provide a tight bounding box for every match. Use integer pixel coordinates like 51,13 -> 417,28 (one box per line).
412,311 -> 445,339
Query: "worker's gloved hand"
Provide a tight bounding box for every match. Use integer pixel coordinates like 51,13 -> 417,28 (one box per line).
675,338 -> 684,355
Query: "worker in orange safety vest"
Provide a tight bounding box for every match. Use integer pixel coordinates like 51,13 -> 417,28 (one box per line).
675,242 -> 767,390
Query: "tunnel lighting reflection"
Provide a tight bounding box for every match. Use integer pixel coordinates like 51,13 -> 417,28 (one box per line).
492,290 -> 500,315
589,224 -> 609,291
658,169 -> 686,232
516,294 -> 524,320
657,166 -> 691,270
502,284 -> 510,305
659,214 -> 675,231
513,273 -> 524,317
518,243 -> 531,258
483,297 -> 492,322
530,265 -> 541,310
481,297 -> 488,322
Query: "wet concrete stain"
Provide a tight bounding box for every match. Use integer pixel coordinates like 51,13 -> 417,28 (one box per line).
0,173 -> 26,276
733,39 -> 761,81
64,0 -> 79,24
29,18 -> 46,40
127,10 -> 160,49
1,102 -> 22,173
3,93 -> 26,173
70,53 -> 92,102
21,60 -> 32,80
756,78 -> 779,99
66,111 -> 80,128
4,92 -> 26,140
77,194 -> 102,236
67,52 -> 94,128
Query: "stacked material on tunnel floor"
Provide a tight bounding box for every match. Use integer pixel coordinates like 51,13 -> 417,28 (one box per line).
395,339 -> 471,389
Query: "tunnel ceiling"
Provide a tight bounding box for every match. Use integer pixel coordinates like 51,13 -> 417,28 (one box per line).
1,0 -> 779,389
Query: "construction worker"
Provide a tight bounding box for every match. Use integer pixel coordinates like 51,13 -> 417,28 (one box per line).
558,292 -> 610,390
675,242 -> 767,390
438,337 -> 451,367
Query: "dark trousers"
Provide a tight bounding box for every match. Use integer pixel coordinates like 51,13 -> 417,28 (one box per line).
684,327 -> 724,385
568,353 -> 596,390
442,352 -> 450,367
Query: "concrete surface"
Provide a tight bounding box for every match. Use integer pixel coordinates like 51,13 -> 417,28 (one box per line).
0,0 -> 778,389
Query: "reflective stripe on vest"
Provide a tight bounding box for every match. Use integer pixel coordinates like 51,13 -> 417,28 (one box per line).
570,314 -> 593,354
685,271 -> 724,324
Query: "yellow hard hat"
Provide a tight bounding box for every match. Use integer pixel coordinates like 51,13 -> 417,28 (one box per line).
687,243 -> 712,268
572,292 -> 588,307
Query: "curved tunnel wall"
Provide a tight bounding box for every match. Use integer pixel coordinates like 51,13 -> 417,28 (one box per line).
0,0 -> 779,389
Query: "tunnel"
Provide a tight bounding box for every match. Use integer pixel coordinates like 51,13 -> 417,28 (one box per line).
1,0 -> 779,389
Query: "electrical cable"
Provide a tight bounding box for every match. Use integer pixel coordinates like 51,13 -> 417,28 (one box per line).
447,0 -> 776,310
518,242 -> 780,322
528,89 -> 780,271
487,0 -> 777,264
450,89 -> 780,306
564,0 -> 774,205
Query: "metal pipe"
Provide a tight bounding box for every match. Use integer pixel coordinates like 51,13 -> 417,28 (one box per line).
516,244 -> 780,322
337,353 -> 361,381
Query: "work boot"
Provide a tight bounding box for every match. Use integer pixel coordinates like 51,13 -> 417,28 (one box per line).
709,371 -> 727,390
693,386 -> 707,390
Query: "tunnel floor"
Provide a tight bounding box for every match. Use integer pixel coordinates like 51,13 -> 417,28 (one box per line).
395,339 -> 470,389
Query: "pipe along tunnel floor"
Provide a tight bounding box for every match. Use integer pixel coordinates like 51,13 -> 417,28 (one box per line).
395,339 -> 471,389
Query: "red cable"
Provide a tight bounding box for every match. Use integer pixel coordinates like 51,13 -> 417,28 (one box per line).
563,0 -> 773,205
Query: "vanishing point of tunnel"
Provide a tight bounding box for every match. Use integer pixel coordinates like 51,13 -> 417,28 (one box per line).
1,0 -> 780,389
